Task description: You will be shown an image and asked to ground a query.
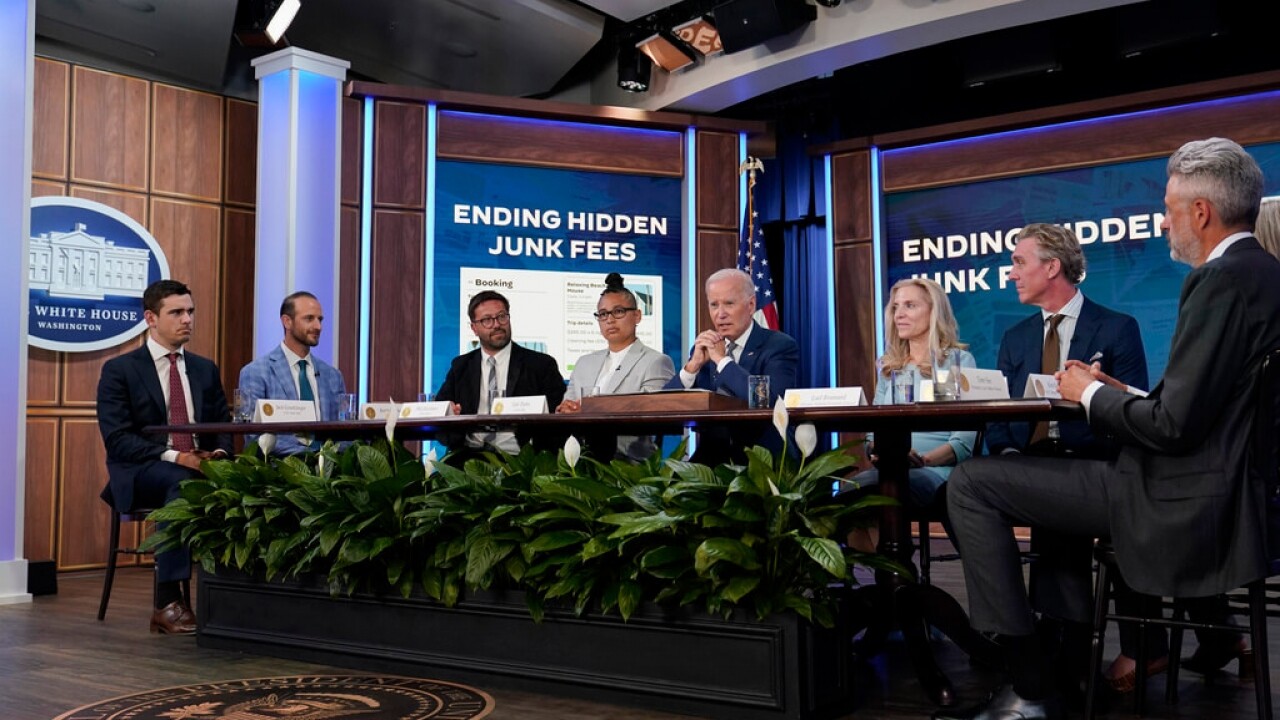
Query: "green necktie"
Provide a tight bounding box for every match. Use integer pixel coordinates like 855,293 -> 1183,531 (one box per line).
298,359 -> 315,402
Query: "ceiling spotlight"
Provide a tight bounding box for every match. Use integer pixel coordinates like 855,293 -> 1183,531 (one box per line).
234,0 -> 301,47
673,17 -> 723,57
637,31 -> 698,73
617,45 -> 651,92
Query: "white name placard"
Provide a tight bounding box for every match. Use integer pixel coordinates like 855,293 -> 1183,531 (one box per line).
1024,373 -> 1061,399
958,368 -> 1009,400
784,387 -> 866,408
360,402 -> 398,420
398,401 -> 455,419
491,395 -> 549,415
255,399 -> 317,423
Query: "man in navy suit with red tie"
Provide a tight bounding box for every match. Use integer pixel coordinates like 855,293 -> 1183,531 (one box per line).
665,268 -> 799,463
97,279 -> 231,635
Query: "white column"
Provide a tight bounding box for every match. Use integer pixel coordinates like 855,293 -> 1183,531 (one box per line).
250,48 -> 350,360
0,0 -> 34,605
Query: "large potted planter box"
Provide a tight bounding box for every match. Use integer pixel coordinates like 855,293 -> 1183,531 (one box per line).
198,569 -> 856,720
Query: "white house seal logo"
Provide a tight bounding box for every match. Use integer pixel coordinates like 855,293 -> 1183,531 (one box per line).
29,197 -> 170,352
52,674 -> 495,720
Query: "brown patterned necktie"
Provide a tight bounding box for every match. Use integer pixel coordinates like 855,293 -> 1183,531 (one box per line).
167,352 -> 195,452
1028,314 -> 1066,446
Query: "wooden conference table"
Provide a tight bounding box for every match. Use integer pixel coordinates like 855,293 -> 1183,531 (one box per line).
152,396 -> 1080,707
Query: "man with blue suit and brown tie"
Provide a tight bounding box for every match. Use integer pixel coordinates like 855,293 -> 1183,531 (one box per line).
665,267 -> 799,464
97,279 -> 232,634
981,224 -> 1153,702
238,291 -> 347,456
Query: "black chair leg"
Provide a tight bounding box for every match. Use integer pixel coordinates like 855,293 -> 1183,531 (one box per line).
97,511 -> 121,621
918,520 -> 932,586
1249,581 -> 1272,720
1134,594 -> 1153,716
1085,556 -> 1111,720
1166,602 -> 1187,705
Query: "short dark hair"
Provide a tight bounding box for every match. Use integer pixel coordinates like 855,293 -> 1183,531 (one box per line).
143,279 -> 191,314
468,290 -> 509,321
280,291 -> 318,318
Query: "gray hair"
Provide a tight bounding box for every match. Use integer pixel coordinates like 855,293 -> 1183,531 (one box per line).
705,268 -> 755,300
1166,137 -> 1264,229
1017,223 -> 1087,285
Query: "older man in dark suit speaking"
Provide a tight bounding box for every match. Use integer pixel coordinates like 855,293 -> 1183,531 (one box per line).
666,267 -> 799,463
938,138 -> 1280,720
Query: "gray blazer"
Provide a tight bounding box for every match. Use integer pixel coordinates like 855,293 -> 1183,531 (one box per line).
567,340 -> 675,461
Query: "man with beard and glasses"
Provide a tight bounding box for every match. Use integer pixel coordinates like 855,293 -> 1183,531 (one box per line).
434,290 -> 566,463
238,291 -> 348,456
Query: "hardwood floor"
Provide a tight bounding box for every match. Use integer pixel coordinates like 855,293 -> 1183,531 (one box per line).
0,547 -> 1271,719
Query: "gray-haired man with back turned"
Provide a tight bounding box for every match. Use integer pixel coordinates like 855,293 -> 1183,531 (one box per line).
938,138 -> 1280,720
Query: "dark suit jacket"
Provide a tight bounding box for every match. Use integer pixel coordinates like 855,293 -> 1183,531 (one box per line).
434,343 -> 567,451
664,323 -> 800,461
1091,238 -> 1280,597
97,343 -> 232,511
986,295 -> 1147,458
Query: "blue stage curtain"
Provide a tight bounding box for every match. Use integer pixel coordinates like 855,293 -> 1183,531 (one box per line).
755,121 -> 836,393
780,220 -> 832,393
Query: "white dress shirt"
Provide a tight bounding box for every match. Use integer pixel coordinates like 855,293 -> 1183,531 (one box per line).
469,343 -> 518,453
147,336 -> 194,463
281,342 -> 321,416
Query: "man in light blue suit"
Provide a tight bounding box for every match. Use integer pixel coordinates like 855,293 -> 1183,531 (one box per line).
238,291 -> 347,456
665,268 -> 799,464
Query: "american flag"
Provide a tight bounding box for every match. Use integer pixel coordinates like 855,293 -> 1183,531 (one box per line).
738,208 -> 779,330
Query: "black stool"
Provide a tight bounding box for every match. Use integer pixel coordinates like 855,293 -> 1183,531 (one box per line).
97,507 -> 188,620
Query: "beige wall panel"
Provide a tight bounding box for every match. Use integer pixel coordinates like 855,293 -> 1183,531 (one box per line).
220,208 -> 256,396
149,198 -> 223,360
342,97 -> 362,206
33,58 -> 69,180
24,418 -> 59,562
372,101 -> 426,209
338,206 -> 360,392
63,341 -> 142,407
369,210 -> 424,401
224,99 -> 257,207
835,243 -> 877,394
57,420 -> 112,570
70,67 -> 149,191
695,131 -> 738,231
151,84 -> 223,202
32,180 -> 67,198
695,230 -> 738,333
27,348 -> 59,406
69,185 -> 147,225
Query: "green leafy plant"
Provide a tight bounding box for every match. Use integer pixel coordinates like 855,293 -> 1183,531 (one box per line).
145,423 -> 902,627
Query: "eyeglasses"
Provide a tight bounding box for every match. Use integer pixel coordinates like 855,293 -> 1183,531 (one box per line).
472,312 -> 510,328
593,307 -> 637,321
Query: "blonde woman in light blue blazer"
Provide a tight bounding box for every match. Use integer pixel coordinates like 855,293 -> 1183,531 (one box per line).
557,273 -> 675,461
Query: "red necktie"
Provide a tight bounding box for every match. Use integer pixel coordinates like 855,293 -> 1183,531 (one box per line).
167,352 -> 195,452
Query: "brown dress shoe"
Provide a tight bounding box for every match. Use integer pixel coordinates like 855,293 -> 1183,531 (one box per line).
150,601 -> 197,635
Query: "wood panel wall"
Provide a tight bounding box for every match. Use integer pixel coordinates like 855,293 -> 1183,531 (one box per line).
26,58 -> 256,571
